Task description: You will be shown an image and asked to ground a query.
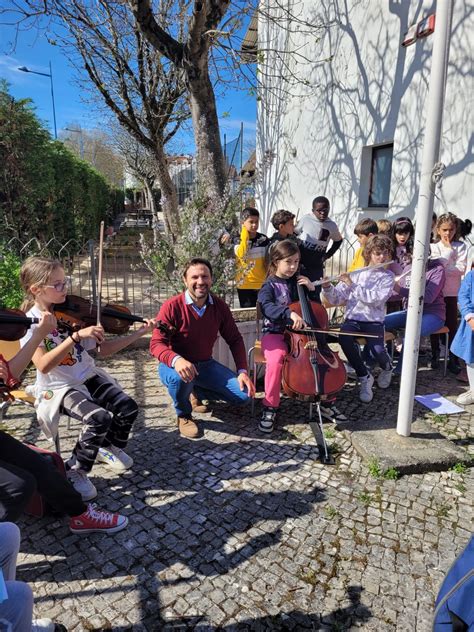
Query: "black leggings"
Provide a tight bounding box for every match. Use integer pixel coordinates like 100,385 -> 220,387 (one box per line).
61,373 -> 138,472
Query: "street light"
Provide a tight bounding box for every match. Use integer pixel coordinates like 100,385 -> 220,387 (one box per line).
64,126 -> 84,159
18,62 -> 57,139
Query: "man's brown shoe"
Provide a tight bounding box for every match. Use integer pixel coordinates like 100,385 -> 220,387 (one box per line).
177,416 -> 200,439
190,392 -> 208,414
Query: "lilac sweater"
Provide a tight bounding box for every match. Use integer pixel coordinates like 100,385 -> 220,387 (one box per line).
395,258 -> 446,320
322,267 -> 395,322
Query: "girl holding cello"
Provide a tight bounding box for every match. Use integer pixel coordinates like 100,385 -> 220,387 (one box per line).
321,235 -> 395,403
19,256 -> 155,502
257,240 -> 319,433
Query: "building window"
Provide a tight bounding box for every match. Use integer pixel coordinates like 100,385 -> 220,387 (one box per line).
368,144 -> 393,207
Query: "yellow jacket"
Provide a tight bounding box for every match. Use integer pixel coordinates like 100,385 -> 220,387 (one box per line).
348,246 -> 365,272
234,226 -> 269,289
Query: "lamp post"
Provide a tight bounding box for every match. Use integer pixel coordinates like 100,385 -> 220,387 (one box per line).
18,62 -> 57,139
65,126 -> 84,159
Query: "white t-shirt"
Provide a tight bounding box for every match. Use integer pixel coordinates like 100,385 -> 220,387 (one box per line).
20,305 -> 97,390
429,240 -> 467,296
295,214 -> 342,253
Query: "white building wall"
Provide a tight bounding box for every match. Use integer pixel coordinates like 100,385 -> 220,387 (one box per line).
256,0 -> 473,239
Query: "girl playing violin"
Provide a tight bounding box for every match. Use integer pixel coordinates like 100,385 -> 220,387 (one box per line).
321,235 -> 395,404
257,240 -> 317,433
19,256 -> 155,502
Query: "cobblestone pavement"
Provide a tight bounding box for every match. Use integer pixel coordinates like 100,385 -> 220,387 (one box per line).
7,349 -> 473,631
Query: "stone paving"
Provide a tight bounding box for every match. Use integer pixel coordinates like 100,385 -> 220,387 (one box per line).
6,348 -> 473,631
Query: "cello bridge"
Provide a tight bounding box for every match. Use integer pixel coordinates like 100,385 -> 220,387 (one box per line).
304,342 -> 319,350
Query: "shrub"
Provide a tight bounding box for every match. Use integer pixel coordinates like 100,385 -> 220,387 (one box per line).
140,183 -> 242,302
0,247 -> 23,308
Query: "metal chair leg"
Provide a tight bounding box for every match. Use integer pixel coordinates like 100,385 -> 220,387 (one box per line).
443,331 -> 449,377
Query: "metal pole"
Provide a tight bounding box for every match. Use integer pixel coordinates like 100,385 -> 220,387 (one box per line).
49,61 -> 57,139
396,0 -> 454,437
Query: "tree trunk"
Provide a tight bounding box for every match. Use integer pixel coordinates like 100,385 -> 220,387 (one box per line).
153,143 -> 180,242
186,67 -> 227,197
143,178 -> 160,245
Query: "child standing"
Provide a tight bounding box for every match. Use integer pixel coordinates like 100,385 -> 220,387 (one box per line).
266,210 -> 297,257
376,219 -> 392,236
451,271 -> 474,405
19,256 -> 154,502
322,235 -> 395,403
234,207 -> 269,308
390,217 -> 414,276
295,196 -> 343,299
348,218 -> 378,272
430,212 -> 468,372
257,240 -> 316,433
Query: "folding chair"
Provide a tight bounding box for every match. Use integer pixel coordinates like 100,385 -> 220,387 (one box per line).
432,325 -> 450,377
247,303 -> 265,416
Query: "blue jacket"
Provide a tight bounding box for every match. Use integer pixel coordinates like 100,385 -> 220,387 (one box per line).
450,271 -> 474,364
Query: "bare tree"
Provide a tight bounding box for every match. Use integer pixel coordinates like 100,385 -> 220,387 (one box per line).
5,0 -> 189,239
127,0 -> 234,196
112,127 -> 164,243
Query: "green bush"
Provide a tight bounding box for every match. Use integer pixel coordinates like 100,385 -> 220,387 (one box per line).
0,247 -> 23,308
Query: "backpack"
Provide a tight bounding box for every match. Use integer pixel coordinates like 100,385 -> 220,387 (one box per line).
433,536 -> 474,631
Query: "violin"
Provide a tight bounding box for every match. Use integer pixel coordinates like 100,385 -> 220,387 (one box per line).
281,279 -> 346,463
54,294 -> 174,337
0,308 -> 40,341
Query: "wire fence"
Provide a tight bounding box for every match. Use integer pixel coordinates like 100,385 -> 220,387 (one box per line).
5,232 -> 360,316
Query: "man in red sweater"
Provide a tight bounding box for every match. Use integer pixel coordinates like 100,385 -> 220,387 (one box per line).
150,258 -> 255,439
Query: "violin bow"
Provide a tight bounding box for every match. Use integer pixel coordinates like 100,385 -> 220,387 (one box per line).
96,221 -> 105,351
289,327 -> 380,339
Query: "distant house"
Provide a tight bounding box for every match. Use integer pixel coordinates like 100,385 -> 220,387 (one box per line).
250,1 -> 473,238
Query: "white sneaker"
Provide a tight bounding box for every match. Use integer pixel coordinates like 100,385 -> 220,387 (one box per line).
456,390 -> 474,406
359,374 -> 374,403
97,445 -> 133,471
377,368 -> 393,389
32,618 -> 55,632
67,468 -> 97,501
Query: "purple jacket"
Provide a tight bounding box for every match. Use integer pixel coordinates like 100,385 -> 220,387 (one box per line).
395,258 -> 446,320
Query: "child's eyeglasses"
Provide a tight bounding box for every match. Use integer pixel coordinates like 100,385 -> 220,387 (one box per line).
44,279 -> 71,292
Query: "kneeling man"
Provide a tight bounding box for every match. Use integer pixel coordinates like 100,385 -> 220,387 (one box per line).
150,258 -> 255,438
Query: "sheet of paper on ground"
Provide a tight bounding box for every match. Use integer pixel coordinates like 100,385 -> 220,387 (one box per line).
415,393 -> 464,415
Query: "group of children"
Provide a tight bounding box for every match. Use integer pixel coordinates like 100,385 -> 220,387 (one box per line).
1,207 -> 473,628
235,203 -> 472,432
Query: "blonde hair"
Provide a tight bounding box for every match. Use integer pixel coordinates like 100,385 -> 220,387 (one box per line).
20,256 -> 63,311
376,219 -> 392,235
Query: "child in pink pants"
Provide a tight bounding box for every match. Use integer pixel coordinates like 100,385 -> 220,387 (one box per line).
257,240 -> 316,433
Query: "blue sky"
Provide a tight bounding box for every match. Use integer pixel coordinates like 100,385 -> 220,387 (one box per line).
0,19 -> 256,161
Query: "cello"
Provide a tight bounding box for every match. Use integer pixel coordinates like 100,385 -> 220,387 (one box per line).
281,280 -> 346,464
